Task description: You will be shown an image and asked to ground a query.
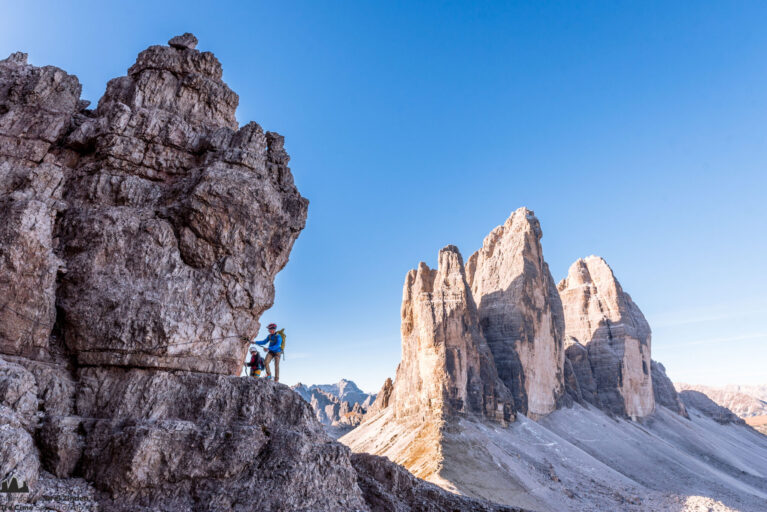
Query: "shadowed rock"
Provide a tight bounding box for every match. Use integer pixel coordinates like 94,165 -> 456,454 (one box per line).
676,382 -> 767,418
558,256 -> 654,419
651,360 -> 688,417
680,389 -> 745,425
393,245 -> 514,424
57,35 -> 308,375
351,453 -> 524,512
466,208 -> 566,418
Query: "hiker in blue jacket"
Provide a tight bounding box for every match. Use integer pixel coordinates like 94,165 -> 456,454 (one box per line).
253,323 -> 282,382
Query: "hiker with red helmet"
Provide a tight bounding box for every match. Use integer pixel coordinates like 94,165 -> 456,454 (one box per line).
252,323 -> 284,382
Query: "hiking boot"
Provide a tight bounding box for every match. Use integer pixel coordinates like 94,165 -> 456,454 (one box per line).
265,376 -> 272,381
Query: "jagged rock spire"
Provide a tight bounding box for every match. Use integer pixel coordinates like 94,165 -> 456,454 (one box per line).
558,256 -> 654,419
465,207 -> 567,418
394,245 -> 514,423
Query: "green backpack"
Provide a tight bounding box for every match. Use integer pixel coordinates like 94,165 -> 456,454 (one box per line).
276,328 -> 287,358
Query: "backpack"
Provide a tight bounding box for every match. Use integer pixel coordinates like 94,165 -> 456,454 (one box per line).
276,328 -> 287,358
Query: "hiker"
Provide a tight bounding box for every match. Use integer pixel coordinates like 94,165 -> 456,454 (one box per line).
245,346 -> 265,377
253,323 -> 283,382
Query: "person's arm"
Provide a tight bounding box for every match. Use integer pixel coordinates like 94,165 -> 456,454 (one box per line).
253,335 -> 268,346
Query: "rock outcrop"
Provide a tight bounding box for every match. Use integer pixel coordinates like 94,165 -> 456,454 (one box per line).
340,210 -> 767,511
57,37 -> 307,375
557,256 -> 654,419
78,372 -> 368,511
394,246 -> 513,424
366,377 -> 393,416
465,208 -> 567,418
343,245 -> 514,482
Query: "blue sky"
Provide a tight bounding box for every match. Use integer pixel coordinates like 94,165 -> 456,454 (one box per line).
3,1 -> 765,392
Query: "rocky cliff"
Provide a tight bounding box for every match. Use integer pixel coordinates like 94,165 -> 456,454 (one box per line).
0,34 -> 514,512
465,208 -> 567,418
395,245 -> 514,424
557,256 -> 654,419
341,246 -> 515,479
677,389 -> 747,425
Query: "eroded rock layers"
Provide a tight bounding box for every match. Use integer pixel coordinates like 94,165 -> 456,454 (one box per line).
466,208 -> 567,418
558,256 -> 654,418
394,246 -> 514,424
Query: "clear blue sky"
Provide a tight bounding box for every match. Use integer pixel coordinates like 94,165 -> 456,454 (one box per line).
4,1 -> 765,393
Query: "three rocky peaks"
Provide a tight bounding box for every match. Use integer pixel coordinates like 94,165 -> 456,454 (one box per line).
363,207 -> 664,428
341,209 -> 767,511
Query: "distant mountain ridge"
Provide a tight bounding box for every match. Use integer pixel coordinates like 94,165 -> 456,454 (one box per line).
292,380 -> 376,437
675,383 -> 767,419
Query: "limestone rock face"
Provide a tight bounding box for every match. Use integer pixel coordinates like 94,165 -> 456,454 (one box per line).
558,256 -> 654,419
394,245 -> 514,423
343,246 -> 514,482
57,37 -> 308,375
76,371 -> 368,511
0,52 -> 78,361
465,208 -> 566,417
651,361 -> 688,418
563,338 -> 600,406
366,377 -> 393,416
0,359 -> 38,431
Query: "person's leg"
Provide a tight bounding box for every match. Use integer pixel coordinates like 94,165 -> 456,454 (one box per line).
264,352 -> 273,377
273,354 -> 281,382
